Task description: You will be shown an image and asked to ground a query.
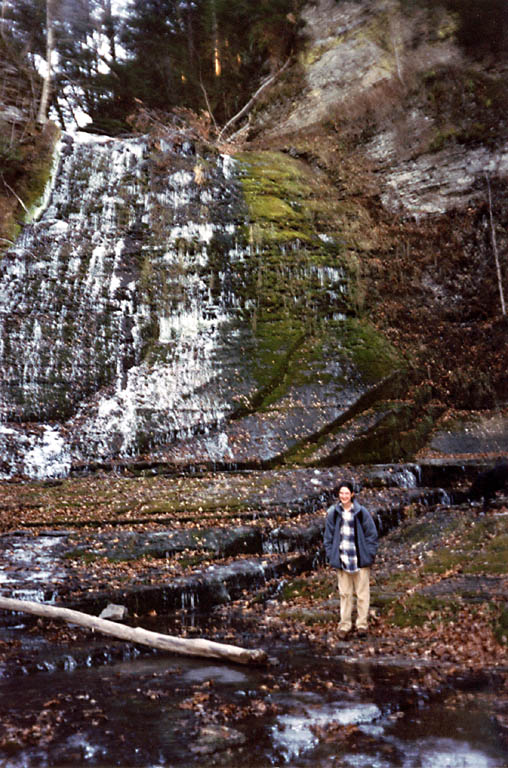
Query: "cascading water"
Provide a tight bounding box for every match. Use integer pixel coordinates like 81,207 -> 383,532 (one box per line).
0,132 -> 249,477
0,132 -> 351,479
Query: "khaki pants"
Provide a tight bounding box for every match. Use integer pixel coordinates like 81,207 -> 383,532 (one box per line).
337,567 -> 370,632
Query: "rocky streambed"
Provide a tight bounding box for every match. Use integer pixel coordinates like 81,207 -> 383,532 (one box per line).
0,460 -> 507,766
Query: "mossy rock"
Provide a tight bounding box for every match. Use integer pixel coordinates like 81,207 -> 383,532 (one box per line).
0,121 -> 60,252
279,576 -> 336,602
339,318 -> 402,384
493,603 -> 508,645
386,594 -> 457,628
236,150 -> 345,246
21,122 -> 61,221
332,400 -> 444,465
423,516 -> 508,577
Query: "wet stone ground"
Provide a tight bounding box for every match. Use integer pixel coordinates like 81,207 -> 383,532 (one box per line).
0,463 -> 507,766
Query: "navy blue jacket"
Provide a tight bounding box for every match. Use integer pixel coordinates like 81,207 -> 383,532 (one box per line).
323,499 -> 378,569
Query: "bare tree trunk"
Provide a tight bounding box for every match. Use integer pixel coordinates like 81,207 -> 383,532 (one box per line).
101,0 -> 116,62
37,0 -> 55,124
0,597 -> 268,665
389,17 -> 404,86
1,0 -> 7,41
210,1 -> 221,77
486,171 -> 506,316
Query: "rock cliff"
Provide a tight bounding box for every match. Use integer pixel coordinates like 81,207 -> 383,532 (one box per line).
248,0 -> 508,454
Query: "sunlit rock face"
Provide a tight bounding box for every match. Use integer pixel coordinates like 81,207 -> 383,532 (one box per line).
263,0 -> 459,137
373,141 -> 508,217
259,0 -> 508,220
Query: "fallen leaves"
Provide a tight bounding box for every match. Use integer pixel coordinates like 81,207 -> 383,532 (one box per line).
179,684 -> 279,723
310,722 -> 358,743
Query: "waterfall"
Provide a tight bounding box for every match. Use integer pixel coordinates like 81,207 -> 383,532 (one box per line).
0,132 -> 351,480
0,132 -> 251,477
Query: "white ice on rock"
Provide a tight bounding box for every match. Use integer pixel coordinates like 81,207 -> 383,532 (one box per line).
0,134 -> 245,476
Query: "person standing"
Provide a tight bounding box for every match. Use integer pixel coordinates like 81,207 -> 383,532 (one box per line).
323,482 -> 378,639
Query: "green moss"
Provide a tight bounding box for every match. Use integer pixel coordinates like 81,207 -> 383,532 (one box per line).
247,314 -> 400,414
460,527 -> 508,574
228,152 -> 398,416
422,517 -> 508,576
301,37 -> 343,68
248,194 -> 301,222
428,126 -> 458,152
177,554 -> 209,568
378,570 -> 421,592
341,318 -> 401,384
467,538 -> 508,574
237,151 -> 310,195
64,549 -> 101,563
2,218 -> 21,247
0,122 -> 61,252
21,123 -> 61,222
387,594 -> 455,628
493,604 -> 508,645
231,148 -> 405,425
395,505 -> 462,541
422,550 -> 463,574
280,576 -> 335,602
248,319 -> 307,405
236,150 -> 335,246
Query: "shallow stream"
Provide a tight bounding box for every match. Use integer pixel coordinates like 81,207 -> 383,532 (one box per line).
1,612 -> 506,767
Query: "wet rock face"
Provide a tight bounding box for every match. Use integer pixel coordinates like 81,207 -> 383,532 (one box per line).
0,135 -> 251,474
0,134 -> 245,429
0,132 -> 402,479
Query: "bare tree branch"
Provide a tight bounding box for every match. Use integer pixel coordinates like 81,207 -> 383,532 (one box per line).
218,57 -> 291,143
199,77 -> 219,133
1,174 -> 29,214
485,171 -> 506,316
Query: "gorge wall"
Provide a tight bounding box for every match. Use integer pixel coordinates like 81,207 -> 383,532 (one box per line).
249,0 -> 508,442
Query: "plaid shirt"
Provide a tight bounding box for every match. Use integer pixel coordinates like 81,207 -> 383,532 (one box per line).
339,505 -> 358,573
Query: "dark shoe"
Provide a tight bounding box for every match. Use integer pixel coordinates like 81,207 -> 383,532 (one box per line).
338,630 -> 350,640
356,630 -> 368,639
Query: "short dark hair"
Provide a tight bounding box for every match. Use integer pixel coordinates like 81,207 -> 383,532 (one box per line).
338,481 -> 355,494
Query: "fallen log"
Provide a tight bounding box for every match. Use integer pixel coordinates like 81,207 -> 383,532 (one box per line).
0,597 -> 267,665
